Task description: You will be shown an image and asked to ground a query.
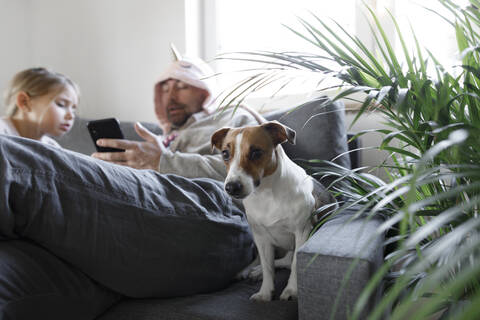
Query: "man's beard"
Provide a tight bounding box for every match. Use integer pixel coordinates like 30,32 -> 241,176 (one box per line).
167,102 -> 203,128
167,109 -> 188,128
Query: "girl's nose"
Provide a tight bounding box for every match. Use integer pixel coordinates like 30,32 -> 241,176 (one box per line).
65,107 -> 75,120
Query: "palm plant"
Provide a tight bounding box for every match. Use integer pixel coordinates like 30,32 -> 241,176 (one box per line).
218,0 -> 480,318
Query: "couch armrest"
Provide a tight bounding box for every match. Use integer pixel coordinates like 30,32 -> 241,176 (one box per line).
297,213 -> 384,320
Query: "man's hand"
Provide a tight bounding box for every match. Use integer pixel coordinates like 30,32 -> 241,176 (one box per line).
91,122 -> 163,170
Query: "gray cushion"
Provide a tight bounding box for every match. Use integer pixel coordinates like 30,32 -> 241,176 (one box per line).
0,240 -> 120,320
264,96 -> 350,169
264,97 -> 350,191
297,209 -> 384,320
55,118 -> 162,155
57,96 -> 350,171
97,270 -> 296,320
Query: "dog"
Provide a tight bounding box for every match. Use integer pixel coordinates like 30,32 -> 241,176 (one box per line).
211,111 -> 337,302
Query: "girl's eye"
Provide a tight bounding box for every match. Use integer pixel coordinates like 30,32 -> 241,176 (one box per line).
222,150 -> 230,161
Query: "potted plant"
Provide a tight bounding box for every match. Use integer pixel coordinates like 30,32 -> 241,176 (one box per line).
218,0 -> 480,318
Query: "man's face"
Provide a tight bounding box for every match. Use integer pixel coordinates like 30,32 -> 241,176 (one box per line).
154,79 -> 208,128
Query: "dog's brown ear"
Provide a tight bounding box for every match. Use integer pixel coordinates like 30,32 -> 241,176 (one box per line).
211,127 -> 230,151
262,121 -> 296,145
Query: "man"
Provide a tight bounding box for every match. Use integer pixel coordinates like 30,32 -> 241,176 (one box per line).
0,52 -> 257,317
91,54 -> 256,182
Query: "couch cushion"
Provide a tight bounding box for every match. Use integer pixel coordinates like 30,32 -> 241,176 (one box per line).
297,208 -> 384,320
97,269 -> 296,320
264,96 -> 350,169
0,240 -> 120,320
55,118 -> 162,155
57,97 -> 349,169
264,97 -> 350,189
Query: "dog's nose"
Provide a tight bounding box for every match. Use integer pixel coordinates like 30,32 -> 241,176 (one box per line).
225,181 -> 243,196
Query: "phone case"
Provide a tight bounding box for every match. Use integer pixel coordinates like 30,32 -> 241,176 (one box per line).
86,118 -> 125,152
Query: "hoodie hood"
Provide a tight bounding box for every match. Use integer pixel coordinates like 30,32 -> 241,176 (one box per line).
155,56 -> 218,111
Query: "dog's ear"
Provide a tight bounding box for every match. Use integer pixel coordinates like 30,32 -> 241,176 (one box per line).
211,127 -> 230,152
262,121 -> 296,146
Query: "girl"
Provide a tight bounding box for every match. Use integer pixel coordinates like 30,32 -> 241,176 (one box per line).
1,67 -> 79,147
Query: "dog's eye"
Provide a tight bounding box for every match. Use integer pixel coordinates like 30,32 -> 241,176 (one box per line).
249,149 -> 263,161
222,150 -> 230,161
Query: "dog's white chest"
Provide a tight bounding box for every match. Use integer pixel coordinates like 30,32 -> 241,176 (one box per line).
243,178 -> 314,250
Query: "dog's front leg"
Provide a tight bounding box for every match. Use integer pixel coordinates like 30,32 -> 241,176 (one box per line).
250,232 -> 275,302
280,229 -> 310,300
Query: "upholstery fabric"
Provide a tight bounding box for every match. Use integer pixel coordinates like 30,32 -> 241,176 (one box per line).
264,96 -> 351,169
297,210 -> 384,320
55,118 -> 162,156
0,240 -> 119,320
97,270 -> 297,320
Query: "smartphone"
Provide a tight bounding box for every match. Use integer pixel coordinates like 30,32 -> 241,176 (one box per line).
86,118 -> 125,152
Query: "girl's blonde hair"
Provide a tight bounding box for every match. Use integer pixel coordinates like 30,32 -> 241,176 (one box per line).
4,67 -> 80,116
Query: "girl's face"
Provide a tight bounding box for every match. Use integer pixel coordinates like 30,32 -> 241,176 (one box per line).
29,85 -> 78,137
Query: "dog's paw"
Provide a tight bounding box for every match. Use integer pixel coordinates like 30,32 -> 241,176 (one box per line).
248,265 -> 263,281
250,291 -> 273,302
235,268 -> 251,280
279,287 -> 298,301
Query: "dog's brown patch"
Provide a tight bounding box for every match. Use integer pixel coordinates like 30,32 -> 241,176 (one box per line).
212,122 -> 296,183
212,127 -> 240,172
238,127 -> 277,183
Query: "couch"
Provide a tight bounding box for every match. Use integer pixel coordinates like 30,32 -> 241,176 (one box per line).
1,97 -> 384,320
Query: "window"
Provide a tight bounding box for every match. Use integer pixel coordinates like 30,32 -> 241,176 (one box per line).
214,0 -> 357,54
187,0 -> 470,109
393,0 -> 470,71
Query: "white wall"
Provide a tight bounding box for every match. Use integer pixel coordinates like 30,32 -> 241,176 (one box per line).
0,0 -> 30,110
0,0 -> 186,122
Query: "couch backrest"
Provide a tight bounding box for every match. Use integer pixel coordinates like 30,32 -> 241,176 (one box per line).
55,97 -> 353,172
55,119 -> 162,155
264,96 -> 351,169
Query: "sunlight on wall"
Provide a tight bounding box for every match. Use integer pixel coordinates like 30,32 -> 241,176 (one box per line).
211,0 -> 357,98
394,0 -> 471,71
216,0 -> 356,53
207,0 -> 471,100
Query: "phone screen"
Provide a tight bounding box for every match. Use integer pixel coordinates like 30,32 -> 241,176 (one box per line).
86,118 -> 125,152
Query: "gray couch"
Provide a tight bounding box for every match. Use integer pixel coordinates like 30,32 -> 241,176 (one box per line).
54,98 -> 384,320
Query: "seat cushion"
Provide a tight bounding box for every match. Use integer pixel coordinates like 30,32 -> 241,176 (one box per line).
97,269 -> 296,320
0,240 -> 120,320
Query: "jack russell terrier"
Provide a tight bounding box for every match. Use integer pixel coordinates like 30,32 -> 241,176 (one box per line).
211,110 -> 337,301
